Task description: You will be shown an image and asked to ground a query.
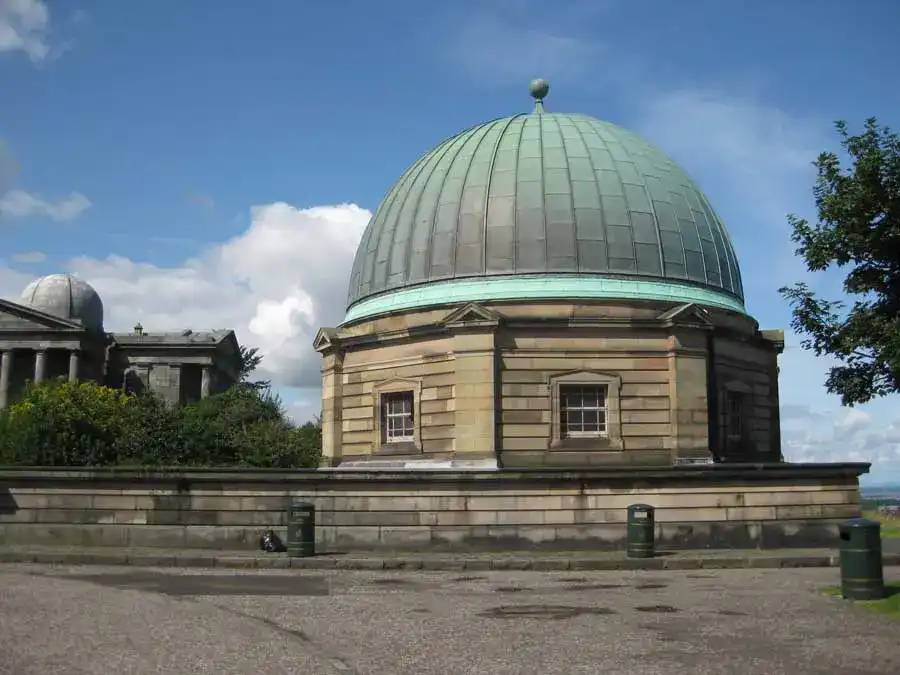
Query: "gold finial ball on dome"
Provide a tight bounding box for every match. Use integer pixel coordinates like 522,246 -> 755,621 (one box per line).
529,78 -> 550,101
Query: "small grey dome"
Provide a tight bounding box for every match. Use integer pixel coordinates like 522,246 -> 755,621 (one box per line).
20,274 -> 104,331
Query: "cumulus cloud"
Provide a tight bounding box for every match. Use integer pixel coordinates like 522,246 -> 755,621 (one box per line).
0,202 -> 371,389
0,0 -> 51,62
633,90 -> 826,225
0,189 -> 91,222
11,251 -> 45,263
783,406 -> 900,478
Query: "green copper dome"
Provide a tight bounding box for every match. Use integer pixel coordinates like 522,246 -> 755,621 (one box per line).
345,83 -> 744,323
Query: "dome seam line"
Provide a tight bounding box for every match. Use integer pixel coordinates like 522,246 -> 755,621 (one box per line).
510,116 -> 528,276
382,140 -> 444,291
420,129 -> 473,282
350,150 -> 427,302
594,120 -> 644,274
450,122 -> 495,280
551,114 -> 579,272
481,114 -> 524,275
569,118 -> 610,271
612,130 -> 669,281
537,114 -> 548,273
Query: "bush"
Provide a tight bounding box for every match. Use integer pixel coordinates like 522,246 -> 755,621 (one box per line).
0,380 -> 131,466
0,380 -> 322,469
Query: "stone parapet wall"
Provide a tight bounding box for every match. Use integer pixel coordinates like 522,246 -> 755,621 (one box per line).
0,464 -> 867,551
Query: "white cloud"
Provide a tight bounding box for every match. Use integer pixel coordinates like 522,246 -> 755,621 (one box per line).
0,202 -> 371,390
633,89 -> 826,226
0,189 -> 91,222
779,333 -> 900,484
0,0 -> 51,62
446,14 -> 598,86
11,251 -> 45,263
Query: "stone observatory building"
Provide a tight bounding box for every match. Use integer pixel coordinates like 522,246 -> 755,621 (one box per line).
315,80 -> 784,470
0,273 -> 240,408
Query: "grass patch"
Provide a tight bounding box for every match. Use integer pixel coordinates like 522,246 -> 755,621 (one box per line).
862,511 -> 900,539
823,582 -> 900,618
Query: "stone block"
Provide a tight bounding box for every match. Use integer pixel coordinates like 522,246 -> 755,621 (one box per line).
496,510 -> 545,526
332,526 -> 382,548
553,524 -> 625,548
515,526 -> 558,544
428,526 -> 472,547
542,509 -> 576,525
379,526 -> 432,548
333,511 -> 421,527
725,506 -> 778,521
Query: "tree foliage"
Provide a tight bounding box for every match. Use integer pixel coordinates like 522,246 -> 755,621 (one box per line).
780,118 -> 900,406
237,344 -> 271,391
0,380 -> 321,469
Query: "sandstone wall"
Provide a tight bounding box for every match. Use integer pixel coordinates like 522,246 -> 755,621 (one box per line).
339,338 -> 456,459
0,466 -> 866,552
497,330 -> 673,466
713,336 -> 780,460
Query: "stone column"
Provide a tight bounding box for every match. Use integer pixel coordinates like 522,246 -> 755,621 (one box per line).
68,350 -> 80,382
0,350 -> 11,410
200,365 -> 211,398
319,350 -> 344,467
451,330 -> 498,460
34,349 -> 47,384
667,330 -> 713,463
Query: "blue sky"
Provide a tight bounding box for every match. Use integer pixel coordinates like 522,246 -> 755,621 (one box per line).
1,0 -> 898,484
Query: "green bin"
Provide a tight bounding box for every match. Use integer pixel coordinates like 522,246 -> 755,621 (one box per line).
838,517 -> 884,600
627,503 -> 655,558
286,501 -> 316,558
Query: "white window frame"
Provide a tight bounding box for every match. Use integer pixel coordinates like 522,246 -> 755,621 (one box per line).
559,384 -> 609,439
548,371 -> 623,451
381,390 -> 415,444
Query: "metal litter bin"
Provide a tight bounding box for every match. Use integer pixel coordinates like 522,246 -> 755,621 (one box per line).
838,517 -> 884,600
627,503 -> 656,559
286,501 -> 316,558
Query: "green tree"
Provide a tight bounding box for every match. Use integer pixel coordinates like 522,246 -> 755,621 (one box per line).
237,344 -> 271,391
177,386 -> 320,468
0,380 -> 132,466
780,118 -> 900,406
113,392 -> 186,467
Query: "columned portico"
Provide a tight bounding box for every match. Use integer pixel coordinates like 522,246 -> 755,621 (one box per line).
0,280 -> 241,407
33,350 -> 47,383
0,350 -> 11,410
200,365 -> 211,399
68,350 -> 80,382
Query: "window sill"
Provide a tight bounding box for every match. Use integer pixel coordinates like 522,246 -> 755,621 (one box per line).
549,437 -> 623,452
374,441 -> 422,457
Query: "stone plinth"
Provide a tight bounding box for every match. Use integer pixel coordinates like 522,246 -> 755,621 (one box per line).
0,463 -> 868,551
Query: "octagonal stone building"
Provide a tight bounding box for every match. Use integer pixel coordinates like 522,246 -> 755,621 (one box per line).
315,82 -> 784,469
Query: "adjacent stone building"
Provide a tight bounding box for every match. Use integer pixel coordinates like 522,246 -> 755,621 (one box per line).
315,81 -> 785,469
0,273 -> 240,408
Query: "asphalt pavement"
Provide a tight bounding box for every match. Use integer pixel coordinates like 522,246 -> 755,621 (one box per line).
1,565 -> 898,675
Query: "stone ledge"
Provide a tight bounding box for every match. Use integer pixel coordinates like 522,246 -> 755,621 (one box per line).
1,547 -> 898,571
0,462 -> 871,485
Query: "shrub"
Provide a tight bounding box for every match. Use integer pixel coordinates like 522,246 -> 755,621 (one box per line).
0,380 -> 131,466
0,379 -> 322,469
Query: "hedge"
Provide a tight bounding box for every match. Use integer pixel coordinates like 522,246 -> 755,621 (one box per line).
0,380 -> 322,469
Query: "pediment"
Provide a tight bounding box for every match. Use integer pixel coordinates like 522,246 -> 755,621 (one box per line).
313,327 -> 339,352
656,302 -> 712,327
0,298 -> 83,332
441,302 -> 502,327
